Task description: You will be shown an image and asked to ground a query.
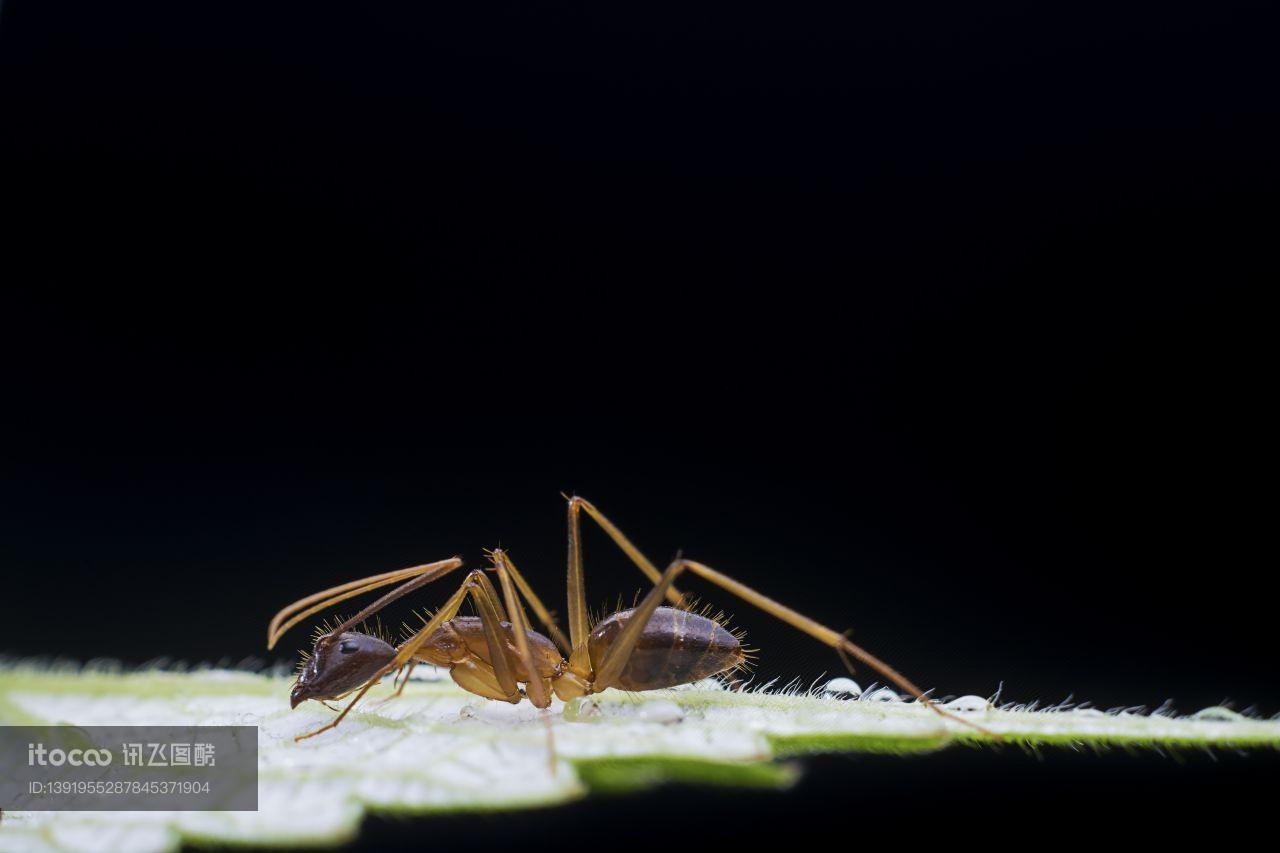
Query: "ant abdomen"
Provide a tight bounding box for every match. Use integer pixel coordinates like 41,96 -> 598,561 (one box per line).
588,606 -> 743,691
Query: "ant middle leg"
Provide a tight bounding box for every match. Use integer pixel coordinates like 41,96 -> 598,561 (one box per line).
484,548 -> 571,655
488,549 -> 554,709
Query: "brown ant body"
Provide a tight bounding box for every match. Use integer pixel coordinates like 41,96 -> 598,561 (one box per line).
268,497 -> 994,740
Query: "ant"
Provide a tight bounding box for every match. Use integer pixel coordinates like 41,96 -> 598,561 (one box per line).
267,496 -> 996,740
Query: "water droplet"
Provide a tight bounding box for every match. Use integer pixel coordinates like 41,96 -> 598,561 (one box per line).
942,695 -> 988,712
863,687 -> 903,703
638,700 -> 684,724
821,677 -> 862,698
563,697 -> 604,722
1191,706 -> 1243,722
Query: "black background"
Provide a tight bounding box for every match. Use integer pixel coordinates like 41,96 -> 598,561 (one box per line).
2,1 -> 1276,847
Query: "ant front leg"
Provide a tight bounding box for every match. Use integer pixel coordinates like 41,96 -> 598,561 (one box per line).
295,575 -> 478,740
297,567 -> 551,739
391,662 -> 418,698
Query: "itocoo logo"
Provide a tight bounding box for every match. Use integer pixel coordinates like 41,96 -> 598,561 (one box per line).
28,744 -> 113,766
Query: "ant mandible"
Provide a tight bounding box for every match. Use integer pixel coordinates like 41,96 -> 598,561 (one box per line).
267,496 -> 995,740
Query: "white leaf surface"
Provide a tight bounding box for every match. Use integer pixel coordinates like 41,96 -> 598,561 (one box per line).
1,664 -> 1276,851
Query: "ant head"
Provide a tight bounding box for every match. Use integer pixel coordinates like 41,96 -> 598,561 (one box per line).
291,631 -> 396,708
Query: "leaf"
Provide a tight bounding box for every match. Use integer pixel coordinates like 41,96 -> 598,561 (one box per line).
1,663 -> 1276,851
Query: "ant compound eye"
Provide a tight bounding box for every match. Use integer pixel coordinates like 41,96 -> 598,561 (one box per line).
338,639 -> 359,654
